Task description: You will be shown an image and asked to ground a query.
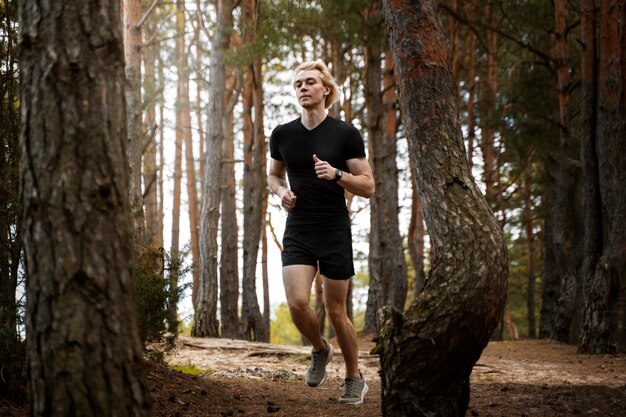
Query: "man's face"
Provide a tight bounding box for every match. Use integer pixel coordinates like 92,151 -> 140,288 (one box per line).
294,69 -> 329,109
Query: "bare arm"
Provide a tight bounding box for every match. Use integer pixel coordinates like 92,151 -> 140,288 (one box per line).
268,158 -> 297,211
313,154 -> 375,198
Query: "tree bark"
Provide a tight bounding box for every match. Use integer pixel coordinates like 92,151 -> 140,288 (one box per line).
123,0 -> 147,244
240,7 -> 267,340
543,0 -> 584,344
193,0 -> 234,337
19,1 -> 151,414
579,0 -> 625,354
220,64 -> 240,339
377,1 -> 509,415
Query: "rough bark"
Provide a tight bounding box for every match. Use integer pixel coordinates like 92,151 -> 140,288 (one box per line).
123,0 -> 147,244
364,37 -> 408,332
377,1 -> 509,415
220,64 -> 240,339
240,13 -> 267,340
543,0 -> 584,344
408,170 -> 426,294
193,0 -> 234,337
579,0 -> 625,354
19,0 -> 151,414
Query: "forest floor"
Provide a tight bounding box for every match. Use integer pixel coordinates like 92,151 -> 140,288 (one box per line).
3,334 -> 626,417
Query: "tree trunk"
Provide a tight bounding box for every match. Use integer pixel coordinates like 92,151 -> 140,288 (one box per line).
220,64 -> 240,339
19,1 -> 150,414
123,0 -> 146,244
143,14 -> 160,248
377,2 -> 509,415
176,0 -> 200,312
480,2 -> 498,209
523,176 -> 537,338
169,0 -> 186,327
544,0 -> 584,344
408,170 -> 426,294
240,10 -> 267,340
193,1 -> 205,304
579,0 -> 625,354
194,0 -> 234,337
464,2 -> 477,168
364,33 -> 408,331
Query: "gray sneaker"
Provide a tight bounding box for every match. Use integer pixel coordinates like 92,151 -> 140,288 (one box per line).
305,339 -> 334,387
338,372 -> 368,405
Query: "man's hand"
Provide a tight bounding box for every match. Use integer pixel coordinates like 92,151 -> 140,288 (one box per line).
279,187 -> 297,211
313,154 -> 336,181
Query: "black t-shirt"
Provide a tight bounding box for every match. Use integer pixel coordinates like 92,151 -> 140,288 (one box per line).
270,116 -> 366,230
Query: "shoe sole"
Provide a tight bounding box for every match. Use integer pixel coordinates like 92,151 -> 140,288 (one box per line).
338,382 -> 368,406
306,343 -> 334,387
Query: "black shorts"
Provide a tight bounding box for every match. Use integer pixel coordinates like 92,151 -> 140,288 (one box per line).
281,225 -> 355,280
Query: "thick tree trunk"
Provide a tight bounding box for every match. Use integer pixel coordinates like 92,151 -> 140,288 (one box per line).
123,0 -> 146,244
377,2 -> 509,416
544,0 -> 584,344
579,0 -> 625,354
193,0 -> 234,337
364,16 -> 408,332
19,1 -> 150,414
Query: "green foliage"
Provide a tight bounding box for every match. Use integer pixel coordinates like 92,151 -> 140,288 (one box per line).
170,363 -> 213,376
270,302 -> 301,345
134,246 -> 190,361
0,327 -> 26,403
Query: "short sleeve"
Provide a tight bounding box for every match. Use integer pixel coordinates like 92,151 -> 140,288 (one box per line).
269,125 -> 283,161
344,124 -> 366,160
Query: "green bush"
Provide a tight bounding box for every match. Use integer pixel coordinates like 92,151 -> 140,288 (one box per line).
134,246 -> 190,361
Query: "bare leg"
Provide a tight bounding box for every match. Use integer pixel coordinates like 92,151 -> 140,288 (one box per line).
323,276 -> 359,379
283,265 -> 325,351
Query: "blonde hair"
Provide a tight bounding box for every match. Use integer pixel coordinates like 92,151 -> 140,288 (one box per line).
294,60 -> 340,109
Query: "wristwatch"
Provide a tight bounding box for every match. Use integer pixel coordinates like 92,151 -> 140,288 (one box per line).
334,169 -> 343,182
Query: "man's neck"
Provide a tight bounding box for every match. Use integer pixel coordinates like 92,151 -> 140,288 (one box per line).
301,108 -> 327,130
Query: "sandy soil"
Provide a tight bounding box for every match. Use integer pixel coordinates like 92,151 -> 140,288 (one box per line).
3,335 -> 626,417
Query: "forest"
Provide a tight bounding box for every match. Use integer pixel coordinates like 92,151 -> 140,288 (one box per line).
1,0 -> 625,416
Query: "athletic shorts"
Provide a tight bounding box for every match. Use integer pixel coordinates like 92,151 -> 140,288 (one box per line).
281,225 -> 355,280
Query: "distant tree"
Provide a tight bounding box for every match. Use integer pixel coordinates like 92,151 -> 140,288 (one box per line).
123,0 -> 147,243
240,0 -> 267,342
376,1 -> 508,416
19,0 -> 150,414
363,0 -> 408,333
194,0 -> 235,337
0,0 -> 25,402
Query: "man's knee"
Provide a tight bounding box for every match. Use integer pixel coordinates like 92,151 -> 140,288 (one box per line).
325,304 -> 347,324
